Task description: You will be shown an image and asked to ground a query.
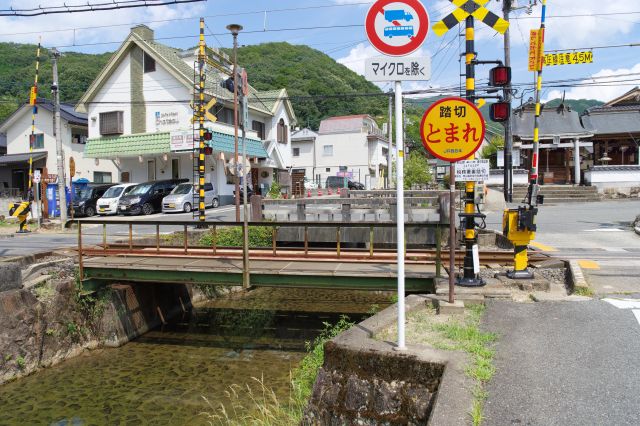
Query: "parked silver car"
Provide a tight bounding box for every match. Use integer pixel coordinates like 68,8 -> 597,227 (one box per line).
162,182 -> 218,213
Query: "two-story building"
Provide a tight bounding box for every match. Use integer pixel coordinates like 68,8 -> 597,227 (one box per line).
0,98 -> 117,197
77,25 -> 296,205
290,115 -> 391,190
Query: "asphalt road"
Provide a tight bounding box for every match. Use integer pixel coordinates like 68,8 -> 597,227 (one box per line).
485,199 -> 640,295
483,299 -> 640,426
0,204 -> 239,257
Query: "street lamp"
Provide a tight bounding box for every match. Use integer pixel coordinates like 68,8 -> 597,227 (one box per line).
227,24 -> 243,222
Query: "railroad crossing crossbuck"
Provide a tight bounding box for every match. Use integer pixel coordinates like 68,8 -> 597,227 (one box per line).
432,0 -> 510,36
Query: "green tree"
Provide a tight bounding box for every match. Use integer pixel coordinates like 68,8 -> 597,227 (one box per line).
480,135 -> 505,169
403,153 -> 432,189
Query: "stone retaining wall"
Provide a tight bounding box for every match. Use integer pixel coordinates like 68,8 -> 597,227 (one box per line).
303,295 -> 473,425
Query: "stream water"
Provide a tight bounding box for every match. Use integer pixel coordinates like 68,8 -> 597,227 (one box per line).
0,288 -> 392,425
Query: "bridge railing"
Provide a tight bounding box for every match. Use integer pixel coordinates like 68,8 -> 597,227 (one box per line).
75,219 -> 447,281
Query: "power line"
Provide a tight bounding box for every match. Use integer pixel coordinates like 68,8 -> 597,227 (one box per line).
0,0 -> 204,17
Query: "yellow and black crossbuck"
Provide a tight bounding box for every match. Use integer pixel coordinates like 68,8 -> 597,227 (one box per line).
433,0 -> 510,36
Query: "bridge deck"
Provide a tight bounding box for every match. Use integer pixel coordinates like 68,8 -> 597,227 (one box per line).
82,255 -> 437,292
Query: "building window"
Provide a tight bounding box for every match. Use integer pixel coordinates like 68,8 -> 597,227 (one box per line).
121,172 -> 130,183
326,168 -> 331,172
277,118 -> 287,144
323,145 -> 333,156
252,120 -> 265,140
216,107 -> 234,124
293,147 -> 300,157
382,147 -> 389,157
99,111 -> 124,135
143,52 -> 156,73
72,129 -> 88,144
93,172 -> 112,183
30,133 -> 44,149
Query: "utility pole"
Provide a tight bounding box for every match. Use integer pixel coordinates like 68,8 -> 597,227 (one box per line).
394,80 -> 406,351
229,25 -> 241,222
51,48 -> 67,224
387,91 -> 393,189
502,0 -> 513,203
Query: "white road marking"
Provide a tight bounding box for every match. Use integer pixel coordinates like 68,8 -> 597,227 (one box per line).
603,299 -> 640,328
603,247 -> 629,252
584,228 -> 625,232
603,298 -> 640,310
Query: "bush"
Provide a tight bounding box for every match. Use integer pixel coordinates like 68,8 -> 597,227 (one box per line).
199,226 -> 273,248
268,181 -> 282,199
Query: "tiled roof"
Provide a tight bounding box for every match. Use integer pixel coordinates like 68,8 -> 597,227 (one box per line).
581,108 -> 640,135
512,103 -> 592,140
319,116 -> 368,134
85,132 -> 170,158
84,130 -> 268,159
211,131 -> 268,158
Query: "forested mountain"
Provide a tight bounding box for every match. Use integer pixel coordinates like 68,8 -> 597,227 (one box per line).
0,41 -> 386,128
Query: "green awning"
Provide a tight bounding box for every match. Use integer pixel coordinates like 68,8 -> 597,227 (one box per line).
85,132 -> 170,158
210,131 -> 268,158
85,130 -> 268,159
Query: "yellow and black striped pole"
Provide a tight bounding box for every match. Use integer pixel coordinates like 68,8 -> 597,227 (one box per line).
27,41 -> 41,201
197,18 -> 206,222
458,15 -> 484,286
528,0 -> 546,196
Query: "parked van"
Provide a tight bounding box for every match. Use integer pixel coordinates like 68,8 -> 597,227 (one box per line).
162,182 -> 218,213
96,183 -> 138,215
118,179 -> 187,215
72,184 -> 115,217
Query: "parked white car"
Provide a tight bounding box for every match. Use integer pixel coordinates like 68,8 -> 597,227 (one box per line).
96,183 -> 138,215
162,182 -> 218,213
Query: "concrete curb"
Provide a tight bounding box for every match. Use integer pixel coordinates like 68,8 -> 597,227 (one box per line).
326,295 -> 475,425
567,260 -> 591,294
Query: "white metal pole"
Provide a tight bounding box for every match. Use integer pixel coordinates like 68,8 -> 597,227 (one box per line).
574,139 -> 580,185
395,80 -> 406,351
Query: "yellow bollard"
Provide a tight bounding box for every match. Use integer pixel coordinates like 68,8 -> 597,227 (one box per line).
9,201 -> 31,233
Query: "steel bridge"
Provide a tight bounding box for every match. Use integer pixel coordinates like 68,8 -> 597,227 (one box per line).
75,219 -> 544,293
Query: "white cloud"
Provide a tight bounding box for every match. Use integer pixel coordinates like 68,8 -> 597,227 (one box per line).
543,63 -> 640,102
0,0 -> 204,50
508,0 -> 637,48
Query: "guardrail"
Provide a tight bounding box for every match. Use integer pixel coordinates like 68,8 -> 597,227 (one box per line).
76,219 -> 446,282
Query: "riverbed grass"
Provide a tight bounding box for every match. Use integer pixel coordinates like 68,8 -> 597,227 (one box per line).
378,304 -> 497,426
201,316 -> 353,425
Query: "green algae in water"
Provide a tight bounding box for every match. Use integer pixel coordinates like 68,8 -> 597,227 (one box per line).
0,288 -> 388,425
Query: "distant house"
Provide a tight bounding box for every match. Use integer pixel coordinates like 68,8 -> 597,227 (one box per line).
76,25 -> 297,204
0,98 -> 116,197
512,102 -> 593,184
313,115 -> 391,189
581,87 -> 640,193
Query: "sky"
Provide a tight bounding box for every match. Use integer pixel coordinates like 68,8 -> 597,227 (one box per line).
1,0 -> 640,104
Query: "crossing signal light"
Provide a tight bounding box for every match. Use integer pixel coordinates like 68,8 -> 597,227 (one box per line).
490,102 -> 510,123
220,77 -> 234,93
203,146 -> 213,155
489,66 -> 511,87
204,130 -> 212,141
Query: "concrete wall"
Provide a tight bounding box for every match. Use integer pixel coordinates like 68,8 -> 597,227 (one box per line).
585,166 -> 640,194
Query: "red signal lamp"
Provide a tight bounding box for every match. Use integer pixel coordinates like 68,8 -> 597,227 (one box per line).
489,66 -> 511,87
203,146 -> 213,155
204,131 -> 213,141
490,102 -> 510,123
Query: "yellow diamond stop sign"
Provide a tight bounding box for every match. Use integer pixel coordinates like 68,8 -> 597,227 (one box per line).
420,97 -> 486,162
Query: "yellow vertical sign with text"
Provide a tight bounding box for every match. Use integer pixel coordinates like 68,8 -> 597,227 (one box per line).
528,29 -> 543,72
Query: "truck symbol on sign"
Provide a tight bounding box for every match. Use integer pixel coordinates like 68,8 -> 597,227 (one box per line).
384,26 -> 415,38
384,9 -> 413,22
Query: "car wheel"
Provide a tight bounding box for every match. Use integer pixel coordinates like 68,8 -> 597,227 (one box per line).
211,198 -> 219,208
183,202 -> 192,213
85,206 -> 95,217
142,203 -> 154,215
